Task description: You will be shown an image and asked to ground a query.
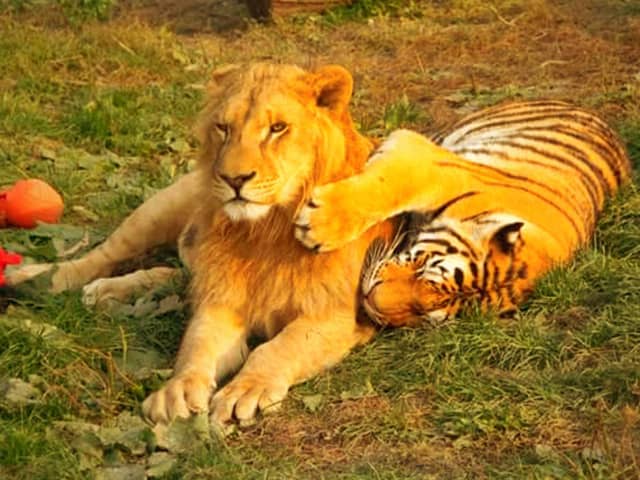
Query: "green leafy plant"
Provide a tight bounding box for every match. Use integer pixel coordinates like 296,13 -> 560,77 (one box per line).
324,0 -> 422,23
57,0 -> 115,23
382,95 -> 426,132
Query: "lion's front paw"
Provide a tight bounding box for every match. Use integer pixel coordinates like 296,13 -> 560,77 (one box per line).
82,277 -> 131,307
209,374 -> 288,426
142,373 -> 215,424
294,181 -> 371,252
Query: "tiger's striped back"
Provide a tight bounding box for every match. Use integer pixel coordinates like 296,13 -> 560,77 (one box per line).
434,101 -> 630,240
360,101 -> 632,327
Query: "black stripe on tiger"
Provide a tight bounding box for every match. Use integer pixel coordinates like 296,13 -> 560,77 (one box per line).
481,179 -> 585,243
359,101 -> 631,330
450,143 -> 600,225
435,160 -> 586,241
448,111 -> 627,185
440,101 -> 575,134
505,131 -> 611,196
551,124 -> 628,187
466,137 -> 604,222
415,225 -> 481,261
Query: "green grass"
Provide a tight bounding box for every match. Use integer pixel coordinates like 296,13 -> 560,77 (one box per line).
323,0 -> 423,23
1,1 -> 639,478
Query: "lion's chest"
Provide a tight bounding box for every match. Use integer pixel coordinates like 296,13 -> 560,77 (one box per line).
195,224 -> 367,338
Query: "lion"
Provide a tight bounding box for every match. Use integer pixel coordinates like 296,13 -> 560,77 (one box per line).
8,63 -> 394,425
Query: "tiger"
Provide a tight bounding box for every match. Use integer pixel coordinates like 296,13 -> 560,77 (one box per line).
294,101 -> 632,327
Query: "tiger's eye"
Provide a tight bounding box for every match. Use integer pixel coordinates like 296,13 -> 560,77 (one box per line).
270,122 -> 287,134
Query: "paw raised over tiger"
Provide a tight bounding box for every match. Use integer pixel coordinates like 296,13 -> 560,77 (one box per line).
296,101 -> 632,327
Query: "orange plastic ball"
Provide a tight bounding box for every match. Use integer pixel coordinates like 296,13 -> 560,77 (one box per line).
5,179 -> 64,228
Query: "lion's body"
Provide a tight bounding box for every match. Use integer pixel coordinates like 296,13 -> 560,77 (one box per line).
7,67 -> 631,425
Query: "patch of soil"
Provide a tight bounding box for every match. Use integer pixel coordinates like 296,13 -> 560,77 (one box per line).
114,0 -> 251,34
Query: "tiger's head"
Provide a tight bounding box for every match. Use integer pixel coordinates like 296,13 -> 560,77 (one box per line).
360,213 -> 530,328
196,63 -> 372,223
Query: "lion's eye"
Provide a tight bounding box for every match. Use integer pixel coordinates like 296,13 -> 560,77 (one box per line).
215,123 -> 229,136
270,122 -> 287,134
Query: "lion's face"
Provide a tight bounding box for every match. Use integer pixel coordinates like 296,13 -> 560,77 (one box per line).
197,63 -> 362,222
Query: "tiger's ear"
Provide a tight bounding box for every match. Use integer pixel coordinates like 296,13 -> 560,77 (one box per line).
488,221 -> 524,255
310,65 -> 354,115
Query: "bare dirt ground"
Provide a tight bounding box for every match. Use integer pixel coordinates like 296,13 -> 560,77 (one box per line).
113,0 -> 640,133
115,0 -> 251,33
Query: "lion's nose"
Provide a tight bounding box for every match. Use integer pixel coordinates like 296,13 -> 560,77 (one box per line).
220,171 -> 256,193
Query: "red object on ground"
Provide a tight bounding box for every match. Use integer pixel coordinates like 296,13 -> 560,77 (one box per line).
0,179 -> 64,228
0,247 -> 22,287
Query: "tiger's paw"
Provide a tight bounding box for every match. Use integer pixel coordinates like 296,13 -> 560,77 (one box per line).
294,181 -> 372,252
142,372 -> 215,424
209,373 -> 288,426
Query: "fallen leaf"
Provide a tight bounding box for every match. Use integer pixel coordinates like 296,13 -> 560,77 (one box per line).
0,315 -> 73,345
154,295 -> 184,316
0,378 -> 42,407
153,412 -> 210,453
99,412 -> 155,456
146,452 -> 177,478
168,138 -> 190,154
71,205 -> 100,222
301,394 -> 323,412
114,349 -> 165,379
39,147 -> 58,161
339,378 -> 376,401
72,431 -> 105,470
95,465 -> 146,480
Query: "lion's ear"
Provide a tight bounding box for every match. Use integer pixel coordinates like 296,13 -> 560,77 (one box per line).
311,65 -> 354,114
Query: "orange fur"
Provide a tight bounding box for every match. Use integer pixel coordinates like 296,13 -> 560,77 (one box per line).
6,63 -> 393,425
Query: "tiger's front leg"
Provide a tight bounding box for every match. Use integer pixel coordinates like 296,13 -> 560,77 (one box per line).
295,129 -> 469,252
142,305 -> 248,424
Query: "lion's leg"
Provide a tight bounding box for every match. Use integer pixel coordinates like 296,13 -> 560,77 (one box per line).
6,171 -> 202,292
142,305 -> 249,424
210,312 -> 376,425
81,266 -> 182,307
